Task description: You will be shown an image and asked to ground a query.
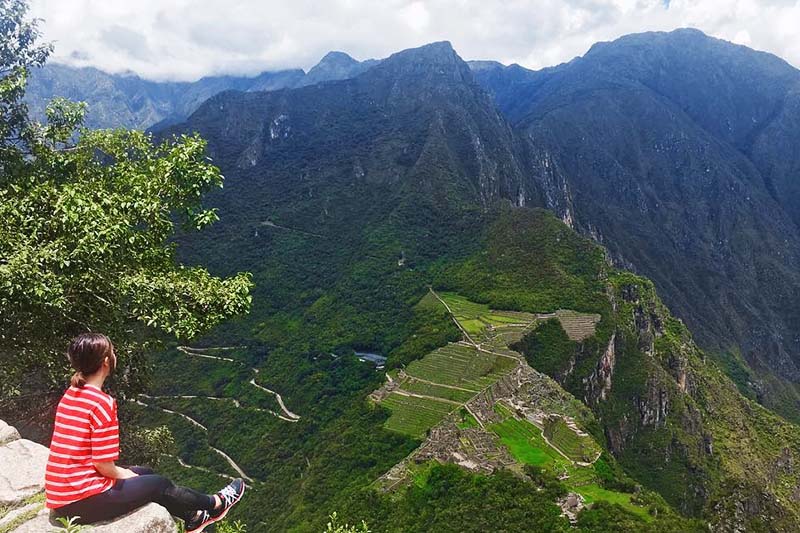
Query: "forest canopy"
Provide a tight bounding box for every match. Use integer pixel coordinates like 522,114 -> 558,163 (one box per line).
0,0 -> 252,420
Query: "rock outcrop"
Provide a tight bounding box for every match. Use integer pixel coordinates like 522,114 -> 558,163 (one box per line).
0,419 -> 177,532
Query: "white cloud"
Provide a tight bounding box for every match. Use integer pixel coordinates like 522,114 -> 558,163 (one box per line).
29,0 -> 800,81
399,1 -> 431,32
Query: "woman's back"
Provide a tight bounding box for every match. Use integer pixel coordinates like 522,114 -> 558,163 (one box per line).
45,384 -> 120,509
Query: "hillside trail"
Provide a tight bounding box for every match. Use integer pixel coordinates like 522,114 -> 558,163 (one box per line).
176,345 -> 301,421
249,369 -> 301,420
260,219 -> 323,238
132,399 -> 254,482
133,345 -> 303,483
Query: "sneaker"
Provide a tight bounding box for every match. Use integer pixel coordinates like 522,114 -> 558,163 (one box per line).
210,478 -> 246,522
185,510 -> 214,533
184,479 -> 246,533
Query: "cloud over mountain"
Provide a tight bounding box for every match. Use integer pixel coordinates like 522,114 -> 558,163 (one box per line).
30,0 -> 800,81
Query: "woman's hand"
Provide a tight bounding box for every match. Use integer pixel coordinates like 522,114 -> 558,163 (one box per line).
93,461 -> 139,479
119,468 -> 139,479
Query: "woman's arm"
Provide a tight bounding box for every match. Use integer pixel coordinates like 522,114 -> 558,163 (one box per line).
93,461 -> 138,480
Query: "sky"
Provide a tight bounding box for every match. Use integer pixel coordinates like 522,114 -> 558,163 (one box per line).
29,0 -> 800,81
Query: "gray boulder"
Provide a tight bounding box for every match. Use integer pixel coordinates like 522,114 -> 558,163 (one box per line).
0,419 -> 20,445
0,419 -> 177,533
12,503 -> 177,533
0,438 -> 49,506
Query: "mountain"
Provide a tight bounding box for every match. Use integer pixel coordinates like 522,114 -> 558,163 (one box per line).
300,51 -> 379,86
471,29 -> 800,420
24,51 -> 379,130
144,39 -> 800,531
24,32 -> 800,531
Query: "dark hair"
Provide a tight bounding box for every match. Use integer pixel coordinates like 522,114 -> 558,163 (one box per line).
67,333 -> 114,388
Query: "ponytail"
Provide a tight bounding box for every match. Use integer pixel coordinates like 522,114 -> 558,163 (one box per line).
70,371 -> 87,388
67,333 -> 114,388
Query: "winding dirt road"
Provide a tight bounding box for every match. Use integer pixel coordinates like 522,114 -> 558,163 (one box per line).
133,398 -> 254,482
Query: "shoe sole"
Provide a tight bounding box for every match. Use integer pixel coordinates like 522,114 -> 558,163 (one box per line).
186,481 -> 247,533
209,481 -> 247,526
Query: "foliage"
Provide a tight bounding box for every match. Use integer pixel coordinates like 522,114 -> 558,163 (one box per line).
575,501 -> 705,533
52,516 -> 89,533
324,513 -> 369,533
513,318 -> 576,376
120,424 -> 176,468
342,464 -> 570,533
0,0 -> 51,173
0,107 -> 252,418
217,520 -> 248,533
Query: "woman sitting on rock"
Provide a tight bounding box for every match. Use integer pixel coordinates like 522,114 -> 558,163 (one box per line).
45,333 -> 245,533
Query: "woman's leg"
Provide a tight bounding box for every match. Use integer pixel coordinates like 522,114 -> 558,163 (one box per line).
55,474 -> 173,524
158,482 -> 217,519
54,470 -> 216,524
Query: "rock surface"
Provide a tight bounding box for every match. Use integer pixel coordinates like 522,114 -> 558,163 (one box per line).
12,503 -> 176,533
0,419 -> 177,533
0,420 -> 20,445
0,438 -> 48,506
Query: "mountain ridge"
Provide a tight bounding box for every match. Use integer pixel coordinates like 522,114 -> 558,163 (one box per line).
25,50 -> 381,130
150,37 -> 800,530
24,30 -> 800,531
471,28 -> 800,419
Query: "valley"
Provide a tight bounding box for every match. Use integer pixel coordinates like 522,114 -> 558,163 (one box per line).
13,23 -> 800,532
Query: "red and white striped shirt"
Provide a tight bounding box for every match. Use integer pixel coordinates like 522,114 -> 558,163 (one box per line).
45,384 -> 120,508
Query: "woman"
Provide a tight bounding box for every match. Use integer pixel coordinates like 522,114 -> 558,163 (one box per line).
45,333 -> 245,533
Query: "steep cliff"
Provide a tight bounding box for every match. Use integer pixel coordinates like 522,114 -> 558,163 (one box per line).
472,29 -> 800,420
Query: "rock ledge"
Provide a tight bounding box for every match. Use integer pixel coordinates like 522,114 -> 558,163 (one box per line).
0,419 -> 177,532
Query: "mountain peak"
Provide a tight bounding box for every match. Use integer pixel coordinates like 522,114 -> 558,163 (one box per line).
313,51 -> 359,69
389,41 -> 458,63
374,41 -> 472,84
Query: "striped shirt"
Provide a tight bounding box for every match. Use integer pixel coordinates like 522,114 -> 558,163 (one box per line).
45,384 -> 120,508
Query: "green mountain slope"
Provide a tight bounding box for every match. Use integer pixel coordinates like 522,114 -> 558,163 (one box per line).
472,29 -> 800,420
122,40 -> 800,531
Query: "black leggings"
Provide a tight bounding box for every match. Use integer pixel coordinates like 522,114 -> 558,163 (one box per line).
54,466 -> 216,524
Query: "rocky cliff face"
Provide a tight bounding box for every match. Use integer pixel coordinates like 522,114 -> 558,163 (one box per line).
472,29 -> 800,421
521,270 -> 800,528
0,419 -> 176,533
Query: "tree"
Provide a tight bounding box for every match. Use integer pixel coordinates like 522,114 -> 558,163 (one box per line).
0,0 -> 252,431
0,0 -> 51,176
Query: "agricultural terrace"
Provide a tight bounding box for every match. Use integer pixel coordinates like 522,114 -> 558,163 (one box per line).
373,291 -> 536,438
488,405 -> 649,521
542,416 -> 602,463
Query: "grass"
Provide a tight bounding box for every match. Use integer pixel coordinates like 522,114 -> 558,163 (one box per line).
486,312 -> 529,325
381,393 -> 456,438
439,292 -> 537,341
403,344 -> 515,390
0,492 -> 45,533
402,380 -> 477,403
460,319 -> 487,336
487,410 -> 648,520
455,409 -> 480,429
543,417 -> 601,463
440,292 -> 490,318
578,484 -> 652,521
488,417 -> 649,520
489,417 -> 562,467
